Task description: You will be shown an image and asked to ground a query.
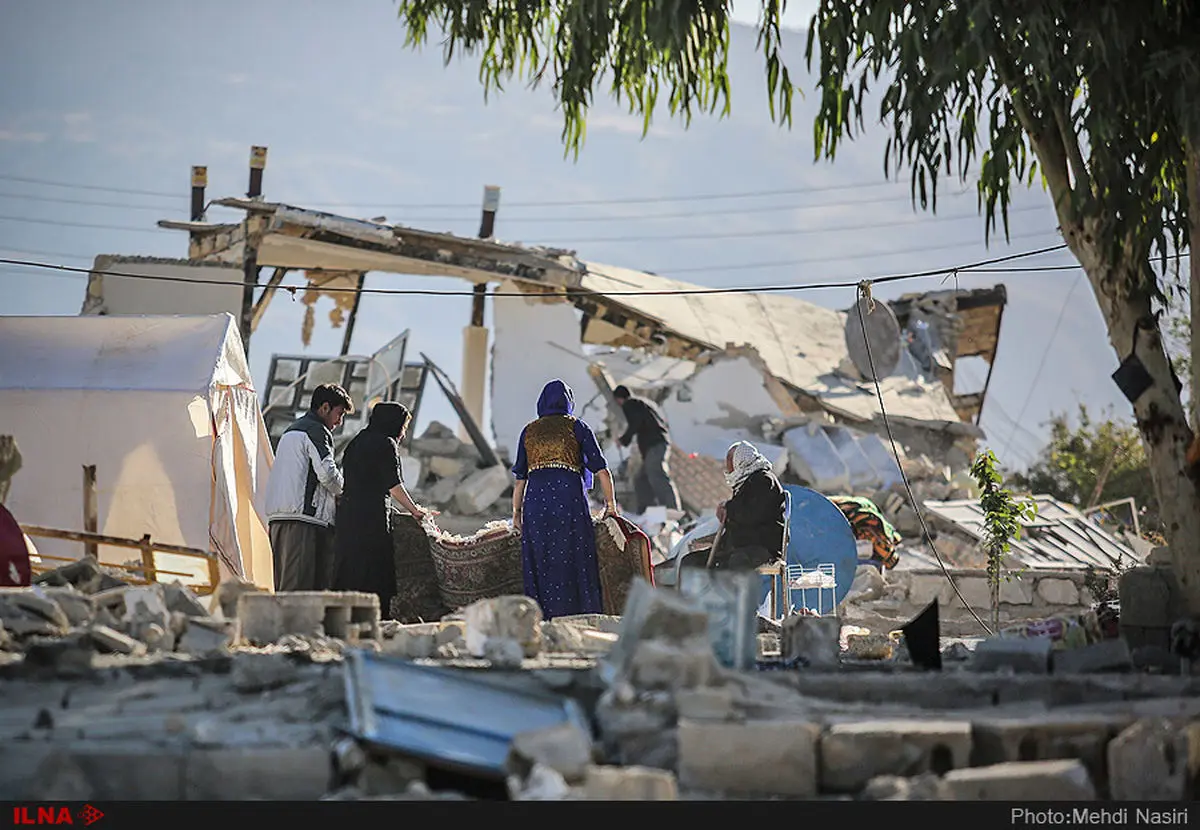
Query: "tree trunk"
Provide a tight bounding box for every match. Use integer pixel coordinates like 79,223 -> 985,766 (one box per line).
1188,137 -> 1200,435
1063,218 -> 1200,614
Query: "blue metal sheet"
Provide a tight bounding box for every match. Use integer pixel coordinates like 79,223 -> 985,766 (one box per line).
342,649 -> 591,779
781,485 -> 858,612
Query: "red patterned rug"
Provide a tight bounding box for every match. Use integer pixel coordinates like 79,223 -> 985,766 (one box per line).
393,515 -> 654,617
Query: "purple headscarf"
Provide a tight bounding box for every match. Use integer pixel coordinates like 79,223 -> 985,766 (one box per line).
536,379 -> 575,417
535,379 -> 593,490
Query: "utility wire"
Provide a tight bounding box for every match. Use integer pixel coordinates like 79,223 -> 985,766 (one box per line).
0,244 -> 1068,298
999,274 -> 1085,460
0,214 -> 171,234
0,173 -> 180,199
854,287 -> 994,636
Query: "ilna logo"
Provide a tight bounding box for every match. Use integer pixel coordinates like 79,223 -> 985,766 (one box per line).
11,806 -> 104,826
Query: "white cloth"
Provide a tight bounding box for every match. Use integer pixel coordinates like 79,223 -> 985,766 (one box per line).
724,441 -> 773,494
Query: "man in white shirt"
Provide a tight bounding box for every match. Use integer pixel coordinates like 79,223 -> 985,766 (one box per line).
262,384 -> 352,591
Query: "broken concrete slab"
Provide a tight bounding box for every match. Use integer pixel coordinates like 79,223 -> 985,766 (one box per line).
0,588 -> 71,634
1051,639 -> 1133,674
674,686 -> 738,722
509,722 -> 595,783
163,581 -> 209,618
677,569 -> 758,672
88,624 -> 147,657
581,765 -> 678,800
819,720 -> 972,793
593,689 -> 678,769
601,579 -> 711,686
943,759 -> 1096,800
454,464 -> 511,515
781,615 -> 840,668
970,635 -> 1053,674
427,455 -> 468,480
237,591 -> 380,646
230,652 -> 301,693
677,719 -> 820,798
1107,718 -> 1200,801
212,578 -> 264,620
628,638 -> 717,691
464,595 -> 543,659
185,747 -> 333,800
39,587 -> 95,627
845,566 -> 885,604
177,617 -> 235,655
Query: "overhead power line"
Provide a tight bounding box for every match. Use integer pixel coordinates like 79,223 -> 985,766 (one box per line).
0,169 -> 977,211
0,244 -> 1068,297
0,214 -> 170,234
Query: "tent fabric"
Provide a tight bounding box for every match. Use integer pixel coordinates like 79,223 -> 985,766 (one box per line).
0,314 -> 274,589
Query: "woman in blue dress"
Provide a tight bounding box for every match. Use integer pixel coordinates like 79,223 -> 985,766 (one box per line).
511,379 -> 618,619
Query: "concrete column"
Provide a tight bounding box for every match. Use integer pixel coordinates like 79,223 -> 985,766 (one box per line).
459,324 -> 489,442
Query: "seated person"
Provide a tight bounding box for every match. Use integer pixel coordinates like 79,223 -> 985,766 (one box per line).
675,441 -> 787,574
711,441 -> 787,571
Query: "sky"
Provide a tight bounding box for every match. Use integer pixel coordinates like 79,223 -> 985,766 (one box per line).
0,0 -> 1137,471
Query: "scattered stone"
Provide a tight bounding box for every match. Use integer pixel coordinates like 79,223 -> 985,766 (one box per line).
628,638 -> 717,691
40,587 -> 96,627
163,582 -> 209,617
383,627 -> 437,659
942,642 -> 972,662
678,719 -> 820,798
674,686 -> 738,722
21,632 -> 95,674
845,632 -> 895,660
410,421 -> 466,457
969,636 -> 1052,674
0,588 -> 71,636
781,615 -> 839,668
1052,639 -> 1133,674
846,565 -> 885,604
454,465 -> 511,515
177,617 -> 235,655
860,773 -> 956,801
581,765 -> 678,800
943,759 -> 1096,800
213,578 -> 264,620
463,595 -> 543,659
820,720 -> 972,793
33,555 -> 123,595
509,722 -> 594,783
508,763 -> 571,801
237,591 -> 380,646
88,624 -> 147,656
427,455 -> 468,480
483,637 -> 525,668
1107,718 -> 1200,801
230,652 -> 300,693
594,689 -> 677,769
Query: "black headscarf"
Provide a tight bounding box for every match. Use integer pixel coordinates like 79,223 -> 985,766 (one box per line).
366,401 -> 411,439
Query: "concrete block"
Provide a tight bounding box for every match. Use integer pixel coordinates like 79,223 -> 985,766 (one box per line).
845,565 -> 885,604
940,575 -> 1033,608
1107,719 -> 1200,801
582,765 -> 678,800
678,719 -> 820,797
1051,639 -> 1133,674
628,638 -> 717,691
33,747 -> 188,800
944,759 -> 1096,800
184,748 -> 332,800
819,720 -> 972,793
0,587 -> 70,636
427,455 -> 468,479
40,587 -> 96,627
510,722 -> 595,783
88,624 -> 147,656
970,635 -> 1052,674
1036,578 -> 1080,606
601,579 -> 711,685
970,713 -> 1127,794
781,615 -> 839,668
212,578 -> 264,620
454,464 -> 511,515
674,686 -> 738,722
163,582 -> 209,617
464,595 -> 543,658
237,591 -> 380,646
1120,566 -> 1187,628
177,617 -> 235,655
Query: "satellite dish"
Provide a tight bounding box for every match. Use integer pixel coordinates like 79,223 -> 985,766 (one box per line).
844,297 -> 903,381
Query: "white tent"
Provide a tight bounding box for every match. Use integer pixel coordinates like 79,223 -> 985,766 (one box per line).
0,313 -> 274,589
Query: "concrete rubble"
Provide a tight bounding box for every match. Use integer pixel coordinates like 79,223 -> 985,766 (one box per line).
6,551 -> 1200,802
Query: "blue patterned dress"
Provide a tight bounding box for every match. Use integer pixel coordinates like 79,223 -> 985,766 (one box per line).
511,382 -> 607,619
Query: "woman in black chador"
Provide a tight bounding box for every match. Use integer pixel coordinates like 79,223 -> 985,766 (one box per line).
332,401 -> 435,616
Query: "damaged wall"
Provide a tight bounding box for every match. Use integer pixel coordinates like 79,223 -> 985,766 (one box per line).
489,281 -> 608,460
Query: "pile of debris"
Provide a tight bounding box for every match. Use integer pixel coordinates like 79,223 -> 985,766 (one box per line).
3,560 -> 1200,801
406,422 -> 513,527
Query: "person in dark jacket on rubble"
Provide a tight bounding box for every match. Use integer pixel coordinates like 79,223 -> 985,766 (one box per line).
710,441 -> 787,571
612,385 -> 681,513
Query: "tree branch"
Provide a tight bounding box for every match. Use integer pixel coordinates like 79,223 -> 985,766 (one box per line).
1051,97 -> 1093,200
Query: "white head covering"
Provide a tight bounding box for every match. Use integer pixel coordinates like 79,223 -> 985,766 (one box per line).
724,440 -> 773,493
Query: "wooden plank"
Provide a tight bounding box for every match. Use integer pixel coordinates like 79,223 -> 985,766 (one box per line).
20,525 -> 214,559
